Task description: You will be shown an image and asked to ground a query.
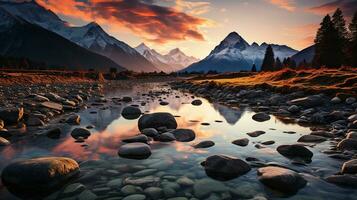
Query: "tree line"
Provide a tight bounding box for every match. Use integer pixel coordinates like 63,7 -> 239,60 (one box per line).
259,8 -> 357,71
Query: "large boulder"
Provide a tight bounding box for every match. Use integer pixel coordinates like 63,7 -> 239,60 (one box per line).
118,143 -> 151,159
201,155 -> 251,181
257,166 -> 307,194
326,174 -> 357,187
1,157 -> 79,198
121,106 -> 142,120
0,107 -> 24,124
341,159 -> 357,174
277,144 -> 313,163
171,129 -> 195,142
337,139 -> 357,151
138,112 -> 177,131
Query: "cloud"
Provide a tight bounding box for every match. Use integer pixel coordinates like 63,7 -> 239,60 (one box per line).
174,0 -> 211,15
268,0 -> 296,12
37,0 -> 208,44
307,0 -> 357,18
285,23 -> 319,49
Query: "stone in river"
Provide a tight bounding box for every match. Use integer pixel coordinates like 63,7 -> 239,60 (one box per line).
257,166 -> 307,194
0,119 -> 3,129
118,143 -> 151,159
201,155 -> 251,181
252,112 -> 270,122
262,140 -> 275,145
71,128 -> 91,139
122,134 -> 148,143
232,138 -> 249,146
157,132 -> 176,142
144,187 -> 163,199
138,112 -> 177,131
247,131 -> 266,137
0,136 -> 10,146
65,114 -> 81,125
297,135 -> 327,143
123,194 -> 146,200
1,157 -> 79,198
26,117 -> 45,126
160,101 -> 169,106
277,144 -> 313,163
341,159 -> 357,174
0,107 -> 24,124
193,178 -> 228,198
141,128 -> 159,137
193,140 -> 215,148
121,106 -> 142,120
40,101 -> 63,111
337,139 -> 357,151
288,95 -> 323,108
348,114 -> 357,122
326,174 -> 357,187
122,96 -> 133,103
171,129 -> 195,142
191,99 -> 202,106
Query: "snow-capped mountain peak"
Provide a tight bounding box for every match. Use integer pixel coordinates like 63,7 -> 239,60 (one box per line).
135,43 -> 151,54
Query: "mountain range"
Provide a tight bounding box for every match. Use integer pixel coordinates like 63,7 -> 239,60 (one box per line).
183,32 -> 298,72
135,43 -> 199,72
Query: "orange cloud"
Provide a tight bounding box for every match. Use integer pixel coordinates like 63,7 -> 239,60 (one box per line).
286,23 -> 319,49
307,0 -> 357,18
268,0 -> 296,12
37,0 -> 207,44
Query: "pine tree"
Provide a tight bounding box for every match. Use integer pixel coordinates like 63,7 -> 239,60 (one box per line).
275,57 -> 283,70
261,45 -> 275,71
349,11 -> 357,67
332,8 -> 348,65
251,64 -> 257,72
313,14 -> 342,68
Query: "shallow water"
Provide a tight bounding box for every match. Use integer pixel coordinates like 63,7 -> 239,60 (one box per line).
0,82 -> 356,199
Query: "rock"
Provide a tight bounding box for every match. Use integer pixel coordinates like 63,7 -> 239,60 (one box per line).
326,174 -> 357,187
123,176 -> 159,186
71,128 -> 91,139
0,119 -> 3,129
157,132 -> 176,142
193,178 -> 228,198
123,194 -> 146,200
121,185 -> 143,195
232,138 -> 249,146
193,140 -> 215,148
63,183 -> 86,195
337,139 -> 357,151
121,106 -> 142,120
0,107 -> 24,124
0,136 -> 10,146
138,112 -> 177,131
134,169 -> 157,176
141,128 -> 159,137
66,114 -> 81,125
201,155 -> 251,181
46,92 -> 65,102
191,99 -> 202,106
331,97 -> 342,104
247,131 -> 266,137
252,113 -> 270,122
346,97 -> 356,105
177,176 -> 194,186
347,131 -> 357,139
122,96 -> 133,103
63,100 -> 76,107
122,134 -> 148,143
118,143 -> 151,159
348,114 -> 357,122
1,157 -> 79,198
341,159 -> 357,174
46,128 -> 61,139
40,101 -> 63,111
257,166 -> 307,194
160,101 -> 169,106
107,178 -> 122,188
26,117 -> 45,126
144,187 -> 163,199
277,144 -> 313,162
289,95 -> 323,108
262,140 -> 275,145
171,129 -> 195,142
310,130 -> 334,138
288,105 -> 299,113
297,135 -> 327,143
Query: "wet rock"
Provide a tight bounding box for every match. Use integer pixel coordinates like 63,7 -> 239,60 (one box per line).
40,101 -> 63,111
262,140 -> 275,145
289,95 -> 323,108
193,140 -> 215,148
160,101 -> 169,106
0,136 -> 10,146
310,130 -> 334,138
171,129 -> 195,142
63,100 -> 76,107
134,169 -> 157,176
326,174 -> 357,187
71,128 -> 91,139
65,114 -> 81,125
123,194 -> 146,200
1,157 -> 79,198
63,183 -> 86,195
121,185 -> 143,195
122,96 -> 133,103
277,144 -> 313,162
232,138 -> 249,146
26,117 -> 45,126
46,92 -> 65,102
0,107 -> 24,124
331,97 -> 342,104
121,106 -> 142,120
297,135 -> 327,143
138,112 -> 177,131
341,159 -> 357,174
348,114 -> 357,122
0,119 -> 3,129
46,128 -> 61,139
177,176 -> 194,186
346,97 -> 356,105
337,139 -> 357,151
122,134 -> 148,143
141,128 -> 159,137
288,105 -> 299,113
257,166 -> 307,194
201,155 -> 251,181
252,113 -> 270,122
118,143 -> 151,159
193,178 -> 228,198
347,131 -> 357,139
144,187 -> 163,199
191,99 -> 202,106
123,176 -> 159,186
157,132 -> 176,142
247,131 -> 266,137
107,178 -> 122,188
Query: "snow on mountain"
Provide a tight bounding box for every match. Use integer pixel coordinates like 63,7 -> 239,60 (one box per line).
135,43 -> 199,72
183,31 -> 298,72
0,1 -> 158,72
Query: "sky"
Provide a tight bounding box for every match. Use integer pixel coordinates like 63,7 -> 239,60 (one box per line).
36,0 -> 357,58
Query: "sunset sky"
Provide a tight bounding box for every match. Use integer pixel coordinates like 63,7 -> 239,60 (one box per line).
37,0 -> 357,58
